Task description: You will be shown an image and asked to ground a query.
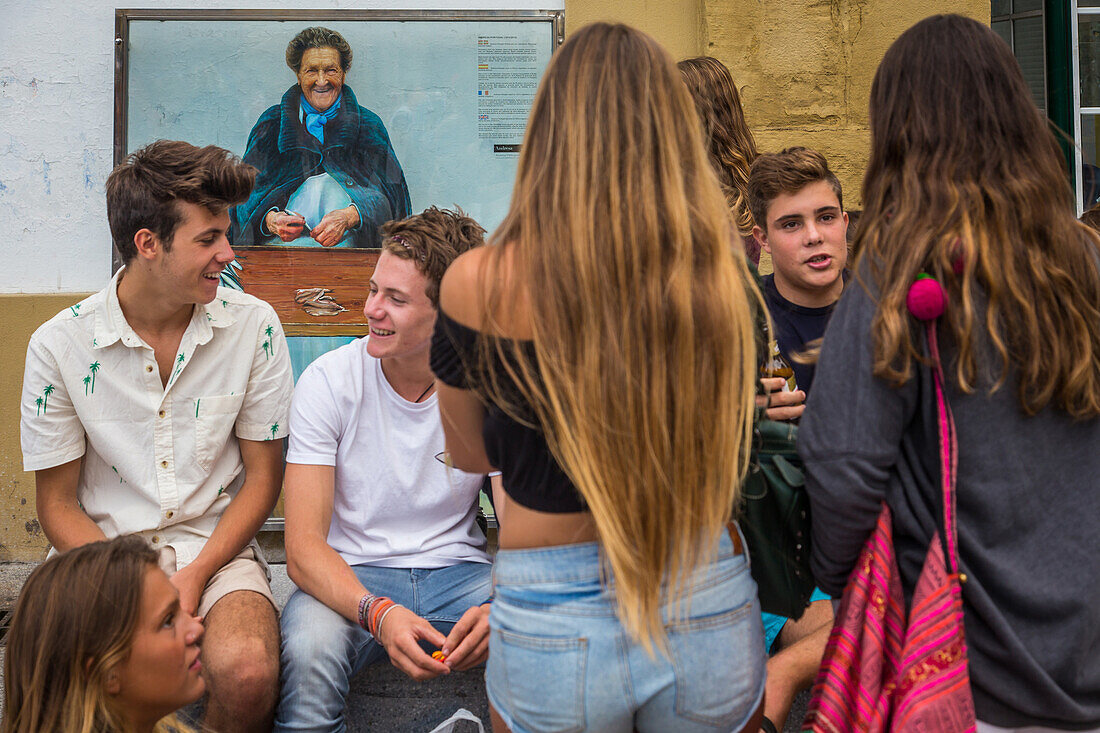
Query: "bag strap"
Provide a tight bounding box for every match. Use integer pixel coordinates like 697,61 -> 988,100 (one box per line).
909,273 -> 961,572
926,324 -> 961,573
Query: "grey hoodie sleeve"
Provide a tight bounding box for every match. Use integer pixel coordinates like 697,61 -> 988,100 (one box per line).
797,280 -> 919,596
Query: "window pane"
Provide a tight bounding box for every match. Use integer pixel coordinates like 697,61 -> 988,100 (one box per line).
1015,16 -> 1046,112
1081,115 -> 1100,208
992,0 -> 1011,16
993,20 -> 1013,48
1080,17 -> 1100,108
1014,0 -> 1042,12
1079,0 -> 1100,7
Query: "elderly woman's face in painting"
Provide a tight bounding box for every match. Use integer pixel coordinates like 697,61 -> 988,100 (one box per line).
296,47 -> 345,111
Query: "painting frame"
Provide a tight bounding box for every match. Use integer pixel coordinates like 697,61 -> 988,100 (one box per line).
113,8 -> 564,337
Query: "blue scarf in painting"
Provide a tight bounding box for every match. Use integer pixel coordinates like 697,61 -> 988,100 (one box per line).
299,93 -> 343,144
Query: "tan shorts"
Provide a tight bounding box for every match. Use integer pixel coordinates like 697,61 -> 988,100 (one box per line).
157,545 -> 275,618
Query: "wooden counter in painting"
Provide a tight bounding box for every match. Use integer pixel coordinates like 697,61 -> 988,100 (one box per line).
233,245 -> 379,337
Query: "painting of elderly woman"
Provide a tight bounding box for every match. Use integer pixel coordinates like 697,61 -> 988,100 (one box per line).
232,26 -> 412,248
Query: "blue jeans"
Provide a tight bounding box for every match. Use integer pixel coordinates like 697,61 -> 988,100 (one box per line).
487,530 -> 766,733
274,561 -> 492,732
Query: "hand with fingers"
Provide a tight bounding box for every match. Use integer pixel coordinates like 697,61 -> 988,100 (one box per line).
168,562 -> 210,617
757,376 -> 806,421
264,210 -> 308,242
311,205 -> 360,247
376,606 -> 452,681
439,603 -> 491,671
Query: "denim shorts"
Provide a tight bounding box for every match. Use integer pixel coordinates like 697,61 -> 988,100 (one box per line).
486,529 -> 766,733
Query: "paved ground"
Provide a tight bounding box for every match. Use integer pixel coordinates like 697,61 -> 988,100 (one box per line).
0,561 -> 807,732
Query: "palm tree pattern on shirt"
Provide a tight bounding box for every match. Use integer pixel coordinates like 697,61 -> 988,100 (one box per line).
69,304 -> 81,317
41,385 -> 55,414
264,325 -> 275,354
35,396 -> 43,416
83,375 -> 91,395
88,361 -> 100,394
262,340 -> 271,360
171,352 -> 185,381
269,423 -> 279,440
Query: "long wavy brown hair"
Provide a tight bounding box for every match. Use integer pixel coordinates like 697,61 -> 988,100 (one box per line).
678,57 -> 759,237
856,14 -> 1100,418
2,537 -> 193,733
477,24 -> 760,651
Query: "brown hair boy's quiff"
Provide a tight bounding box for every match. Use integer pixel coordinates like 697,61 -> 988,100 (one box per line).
106,140 -> 256,264
381,207 -> 486,307
747,146 -> 843,231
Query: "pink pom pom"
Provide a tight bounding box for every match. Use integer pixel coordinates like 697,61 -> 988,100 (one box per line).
906,277 -> 946,320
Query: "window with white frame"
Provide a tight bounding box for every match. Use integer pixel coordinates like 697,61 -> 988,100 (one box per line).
993,0 -> 1047,113
1074,1 -> 1100,211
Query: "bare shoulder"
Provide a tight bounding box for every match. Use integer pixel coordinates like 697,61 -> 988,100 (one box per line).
440,245 -> 532,339
439,245 -> 504,330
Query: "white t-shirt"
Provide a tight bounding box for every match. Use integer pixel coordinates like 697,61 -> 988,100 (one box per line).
287,337 -> 490,568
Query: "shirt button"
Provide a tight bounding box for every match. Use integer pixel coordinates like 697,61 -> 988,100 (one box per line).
165,510 -> 174,519
146,365 -> 153,373
160,460 -> 168,468
152,536 -> 160,544
158,410 -> 166,418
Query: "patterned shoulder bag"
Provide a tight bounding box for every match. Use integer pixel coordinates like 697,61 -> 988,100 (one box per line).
802,275 -> 977,732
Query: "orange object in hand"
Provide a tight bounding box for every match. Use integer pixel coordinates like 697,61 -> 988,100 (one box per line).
432,651 -> 446,662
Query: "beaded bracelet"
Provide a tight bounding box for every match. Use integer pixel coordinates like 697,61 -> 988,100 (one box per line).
357,593 -> 377,630
365,595 -> 386,625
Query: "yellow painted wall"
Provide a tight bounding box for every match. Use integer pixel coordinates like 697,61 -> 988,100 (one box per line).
706,0 -> 991,210
565,0 -> 705,62
0,295 -> 91,560
0,1 -> 990,560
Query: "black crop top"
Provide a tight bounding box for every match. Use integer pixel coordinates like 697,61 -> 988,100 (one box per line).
430,309 -> 587,514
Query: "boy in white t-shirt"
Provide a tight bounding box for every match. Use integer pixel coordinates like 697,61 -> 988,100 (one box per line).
276,208 -> 492,731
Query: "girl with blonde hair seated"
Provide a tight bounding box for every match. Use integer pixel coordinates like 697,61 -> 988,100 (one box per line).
3,536 -> 204,733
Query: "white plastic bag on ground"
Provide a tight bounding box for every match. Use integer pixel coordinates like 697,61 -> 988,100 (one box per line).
425,707 -> 485,733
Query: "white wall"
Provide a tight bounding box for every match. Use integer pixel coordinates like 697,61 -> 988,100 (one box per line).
0,0 -> 558,294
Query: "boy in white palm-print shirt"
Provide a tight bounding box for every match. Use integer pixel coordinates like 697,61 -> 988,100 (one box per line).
20,140 -> 293,733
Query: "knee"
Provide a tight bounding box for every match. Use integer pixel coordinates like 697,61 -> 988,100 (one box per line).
282,616 -> 344,659
205,637 -> 280,709
280,594 -> 357,675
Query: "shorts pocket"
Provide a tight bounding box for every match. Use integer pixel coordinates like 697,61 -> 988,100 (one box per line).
194,394 -> 244,472
491,628 -> 587,733
668,602 -> 762,728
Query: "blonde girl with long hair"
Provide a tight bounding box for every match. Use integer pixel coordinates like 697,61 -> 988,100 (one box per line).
431,22 -> 766,733
678,56 -> 762,263
800,14 -> 1100,731
3,536 -> 204,733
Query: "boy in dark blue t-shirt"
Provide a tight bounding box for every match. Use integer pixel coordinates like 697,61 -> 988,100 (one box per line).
750,146 -> 849,418
744,147 -> 848,733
